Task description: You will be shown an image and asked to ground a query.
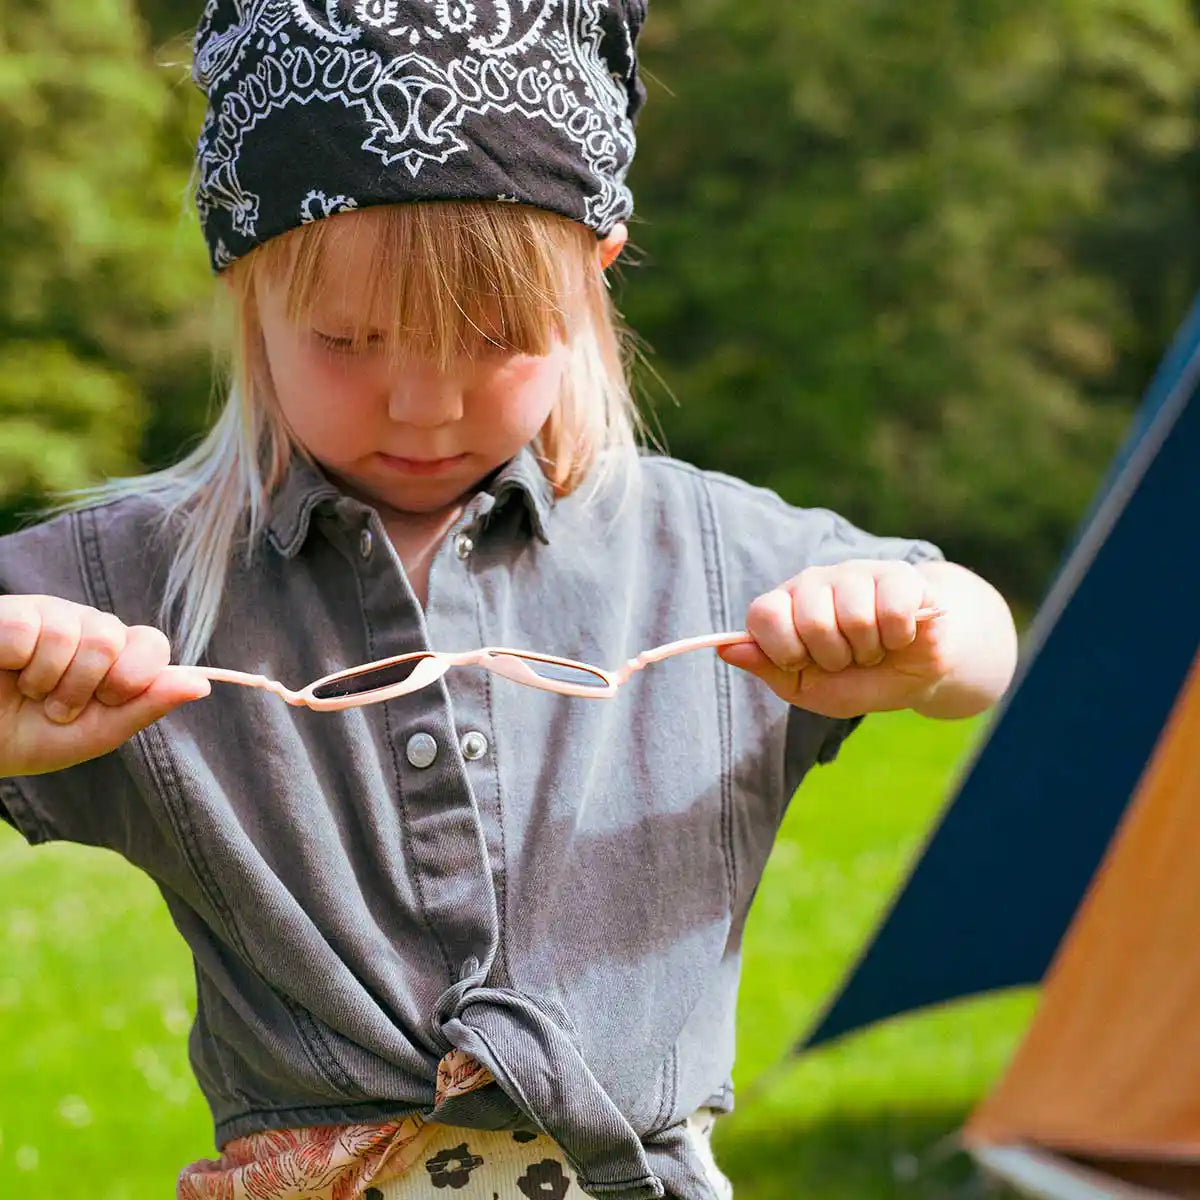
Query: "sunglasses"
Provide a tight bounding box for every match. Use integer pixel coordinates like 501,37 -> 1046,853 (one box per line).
181,609 -> 941,712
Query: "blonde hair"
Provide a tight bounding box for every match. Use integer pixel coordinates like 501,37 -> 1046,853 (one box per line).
52,202 -> 645,665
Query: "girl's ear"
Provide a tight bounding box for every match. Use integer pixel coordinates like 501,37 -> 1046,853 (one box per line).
599,222 -> 628,271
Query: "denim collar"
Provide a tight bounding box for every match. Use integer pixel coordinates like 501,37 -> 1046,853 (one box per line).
264,447 -> 554,559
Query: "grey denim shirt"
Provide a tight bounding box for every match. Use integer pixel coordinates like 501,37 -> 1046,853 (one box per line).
0,450 -> 940,1199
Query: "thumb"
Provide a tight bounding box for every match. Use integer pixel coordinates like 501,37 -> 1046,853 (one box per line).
717,642 -> 769,673
717,641 -> 803,697
93,668 -> 212,742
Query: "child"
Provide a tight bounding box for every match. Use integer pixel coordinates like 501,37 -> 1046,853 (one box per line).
0,3 -> 1017,1198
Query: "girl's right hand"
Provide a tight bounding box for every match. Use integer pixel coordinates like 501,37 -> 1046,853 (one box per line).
0,595 -> 212,777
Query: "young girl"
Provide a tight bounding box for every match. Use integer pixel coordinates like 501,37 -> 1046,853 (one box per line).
0,3 -> 1017,1198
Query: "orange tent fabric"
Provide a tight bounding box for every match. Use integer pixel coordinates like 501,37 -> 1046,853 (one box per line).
965,648 -> 1200,1163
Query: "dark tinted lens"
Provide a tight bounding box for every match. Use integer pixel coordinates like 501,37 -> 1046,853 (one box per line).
515,655 -> 608,688
311,656 -> 427,700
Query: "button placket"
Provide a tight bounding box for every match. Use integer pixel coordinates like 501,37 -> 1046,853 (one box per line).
460,731 -> 489,761
405,732 -> 439,769
347,501 -> 498,1007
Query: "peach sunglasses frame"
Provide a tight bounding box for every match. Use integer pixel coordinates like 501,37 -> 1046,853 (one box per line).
179,609 -> 942,712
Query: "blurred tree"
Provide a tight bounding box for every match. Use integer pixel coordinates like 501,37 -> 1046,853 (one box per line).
137,0 -> 198,48
625,0 -> 1200,598
0,0 -> 211,532
2,1 -> 1197,606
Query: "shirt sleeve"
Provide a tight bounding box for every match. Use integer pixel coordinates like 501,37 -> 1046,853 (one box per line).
700,467 -> 945,775
0,510 -> 143,849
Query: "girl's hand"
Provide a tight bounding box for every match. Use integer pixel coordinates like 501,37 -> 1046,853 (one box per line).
718,559 -> 1002,720
0,595 -> 211,777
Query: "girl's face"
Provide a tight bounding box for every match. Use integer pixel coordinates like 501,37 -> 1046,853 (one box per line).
255,236 -> 568,519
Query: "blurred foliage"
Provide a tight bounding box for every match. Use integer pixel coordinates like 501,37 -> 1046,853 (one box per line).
1,0 -> 1199,605
623,0 -> 1200,597
0,0 -> 211,532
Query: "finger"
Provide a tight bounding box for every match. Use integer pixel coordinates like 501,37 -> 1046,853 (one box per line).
791,574 -> 853,672
717,640 -> 776,676
69,668 -> 211,749
717,641 -> 805,701
876,566 -> 927,652
95,625 -> 173,707
831,571 -> 883,666
746,588 -> 810,671
128,667 -> 212,715
43,611 -> 128,724
17,598 -> 84,702
0,595 -> 42,671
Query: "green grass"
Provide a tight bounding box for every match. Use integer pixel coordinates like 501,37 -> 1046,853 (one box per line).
722,711 -> 1034,1199
0,711 -> 1034,1198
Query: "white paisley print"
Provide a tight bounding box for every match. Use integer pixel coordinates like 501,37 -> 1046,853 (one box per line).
192,0 -> 639,254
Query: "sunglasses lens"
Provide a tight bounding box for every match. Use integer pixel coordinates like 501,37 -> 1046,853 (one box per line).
513,656 -> 609,689
311,656 -> 428,701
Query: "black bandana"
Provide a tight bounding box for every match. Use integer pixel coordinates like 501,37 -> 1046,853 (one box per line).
191,1 -> 647,272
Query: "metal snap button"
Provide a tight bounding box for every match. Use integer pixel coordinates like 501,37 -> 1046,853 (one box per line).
405,732 -> 438,770
461,731 -> 489,761
454,532 -> 474,560
359,528 -> 374,559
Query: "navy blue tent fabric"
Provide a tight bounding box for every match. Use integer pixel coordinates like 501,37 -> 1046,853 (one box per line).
800,296 -> 1200,1051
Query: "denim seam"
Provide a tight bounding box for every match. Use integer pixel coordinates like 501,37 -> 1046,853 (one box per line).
0,777 -> 52,843
80,507 -> 362,1100
667,1045 -> 679,1126
214,1098 -> 427,1144
471,557 -> 512,988
649,1045 -> 678,1132
142,701 -> 362,1098
695,476 -> 737,904
650,1053 -> 669,1131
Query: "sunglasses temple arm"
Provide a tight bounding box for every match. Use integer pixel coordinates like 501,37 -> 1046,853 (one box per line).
166,665 -> 307,706
610,605 -> 945,684
612,632 -> 754,684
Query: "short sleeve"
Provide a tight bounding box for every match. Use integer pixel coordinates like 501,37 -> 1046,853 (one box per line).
0,511 -> 144,849
0,757 -> 139,849
701,469 -> 944,616
700,467 -> 945,778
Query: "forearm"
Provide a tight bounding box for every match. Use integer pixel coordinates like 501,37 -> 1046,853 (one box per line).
912,561 -> 1018,719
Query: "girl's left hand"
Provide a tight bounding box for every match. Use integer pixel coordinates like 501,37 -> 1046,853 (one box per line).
717,559 -> 953,719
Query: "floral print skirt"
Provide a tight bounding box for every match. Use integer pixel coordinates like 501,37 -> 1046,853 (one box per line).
367,1108 -> 733,1199
178,1050 -> 734,1200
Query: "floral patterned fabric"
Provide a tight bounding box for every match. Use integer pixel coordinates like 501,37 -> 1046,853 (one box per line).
370,1108 -> 731,1199
177,1049 -> 732,1199
177,1049 -> 488,1200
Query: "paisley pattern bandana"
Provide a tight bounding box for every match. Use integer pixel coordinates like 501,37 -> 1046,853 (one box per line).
191,0 -> 647,272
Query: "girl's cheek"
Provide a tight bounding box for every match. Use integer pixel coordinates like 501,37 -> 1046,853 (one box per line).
304,351 -> 383,401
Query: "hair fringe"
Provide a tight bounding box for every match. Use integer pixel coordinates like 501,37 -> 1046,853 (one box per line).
46,203 -> 648,665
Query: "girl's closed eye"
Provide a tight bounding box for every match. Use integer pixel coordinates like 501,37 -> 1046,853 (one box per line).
314,330 -> 385,354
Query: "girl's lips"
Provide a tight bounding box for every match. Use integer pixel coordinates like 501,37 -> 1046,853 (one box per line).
377,453 -> 467,476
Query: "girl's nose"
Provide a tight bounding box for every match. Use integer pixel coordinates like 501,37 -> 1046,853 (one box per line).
387,368 -> 465,426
